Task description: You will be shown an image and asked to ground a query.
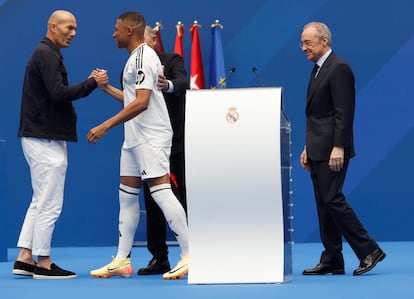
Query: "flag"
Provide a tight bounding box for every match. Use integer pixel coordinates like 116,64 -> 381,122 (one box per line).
174,21 -> 185,59
153,21 -> 164,52
209,20 -> 226,88
190,21 -> 205,90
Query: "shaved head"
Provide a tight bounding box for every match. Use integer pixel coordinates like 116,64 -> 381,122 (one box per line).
46,10 -> 77,49
48,10 -> 76,26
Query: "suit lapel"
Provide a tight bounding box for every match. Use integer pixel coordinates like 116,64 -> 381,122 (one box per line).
306,52 -> 336,109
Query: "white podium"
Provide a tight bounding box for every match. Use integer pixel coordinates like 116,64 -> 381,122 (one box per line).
185,87 -> 292,284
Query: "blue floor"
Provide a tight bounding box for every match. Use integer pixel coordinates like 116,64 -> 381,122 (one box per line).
0,242 -> 412,299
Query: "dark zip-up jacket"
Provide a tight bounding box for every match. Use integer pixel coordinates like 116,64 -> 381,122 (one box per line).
18,37 -> 97,142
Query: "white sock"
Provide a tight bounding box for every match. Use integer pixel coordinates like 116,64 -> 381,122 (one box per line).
116,183 -> 140,258
150,183 -> 189,255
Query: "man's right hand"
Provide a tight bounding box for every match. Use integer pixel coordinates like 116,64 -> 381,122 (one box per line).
300,147 -> 310,170
90,68 -> 108,89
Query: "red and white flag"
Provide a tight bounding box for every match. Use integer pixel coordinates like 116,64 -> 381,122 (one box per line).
153,21 -> 164,52
174,21 -> 184,59
190,21 -> 205,90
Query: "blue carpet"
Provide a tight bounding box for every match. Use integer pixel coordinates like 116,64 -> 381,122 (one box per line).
0,242 -> 411,298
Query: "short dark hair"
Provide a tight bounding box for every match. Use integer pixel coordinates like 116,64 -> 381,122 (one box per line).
118,11 -> 146,36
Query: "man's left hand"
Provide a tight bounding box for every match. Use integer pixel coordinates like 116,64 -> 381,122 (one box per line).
329,146 -> 344,172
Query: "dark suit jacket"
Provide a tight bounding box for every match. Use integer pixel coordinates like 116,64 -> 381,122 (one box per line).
157,51 -> 189,155
306,51 -> 356,161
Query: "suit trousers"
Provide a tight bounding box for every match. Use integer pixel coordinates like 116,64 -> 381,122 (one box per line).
309,158 -> 378,262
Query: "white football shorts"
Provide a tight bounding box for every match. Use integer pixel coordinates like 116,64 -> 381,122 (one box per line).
120,143 -> 170,180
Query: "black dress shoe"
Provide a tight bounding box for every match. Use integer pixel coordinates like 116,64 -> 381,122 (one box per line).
353,248 -> 386,276
137,258 -> 171,275
303,263 -> 345,275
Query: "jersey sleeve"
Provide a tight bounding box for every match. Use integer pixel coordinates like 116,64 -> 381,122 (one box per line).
135,49 -> 158,91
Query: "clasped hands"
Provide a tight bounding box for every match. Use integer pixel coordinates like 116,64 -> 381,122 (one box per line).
89,68 -> 108,88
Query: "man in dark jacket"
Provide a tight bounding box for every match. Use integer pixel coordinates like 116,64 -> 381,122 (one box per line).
13,10 -> 107,279
300,21 -> 385,276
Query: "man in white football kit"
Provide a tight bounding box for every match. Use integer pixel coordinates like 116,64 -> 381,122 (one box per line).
87,11 -> 189,280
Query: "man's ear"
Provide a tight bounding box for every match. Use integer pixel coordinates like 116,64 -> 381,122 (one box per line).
126,26 -> 133,36
49,23 -> 57,34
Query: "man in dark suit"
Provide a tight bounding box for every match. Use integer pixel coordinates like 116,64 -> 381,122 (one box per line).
299,22 -> 386,276
138,26 -> 189,275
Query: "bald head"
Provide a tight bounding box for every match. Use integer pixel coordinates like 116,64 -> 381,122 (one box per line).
46,10 -> 77,49
48,10 -> 76,26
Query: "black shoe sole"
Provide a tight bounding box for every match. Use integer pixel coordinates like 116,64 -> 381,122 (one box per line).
303,269 -> 345,275
137,268 -> 171,275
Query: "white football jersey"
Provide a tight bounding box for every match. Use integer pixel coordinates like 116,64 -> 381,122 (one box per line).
122,43 -> 172,149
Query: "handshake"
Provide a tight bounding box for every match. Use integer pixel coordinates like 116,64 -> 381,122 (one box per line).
89,68 -> 108,89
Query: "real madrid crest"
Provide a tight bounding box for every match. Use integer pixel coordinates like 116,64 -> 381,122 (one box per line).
226,106 -> 239,124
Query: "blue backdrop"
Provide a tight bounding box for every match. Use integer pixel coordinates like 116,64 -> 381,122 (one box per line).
1,0 -> 413,247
